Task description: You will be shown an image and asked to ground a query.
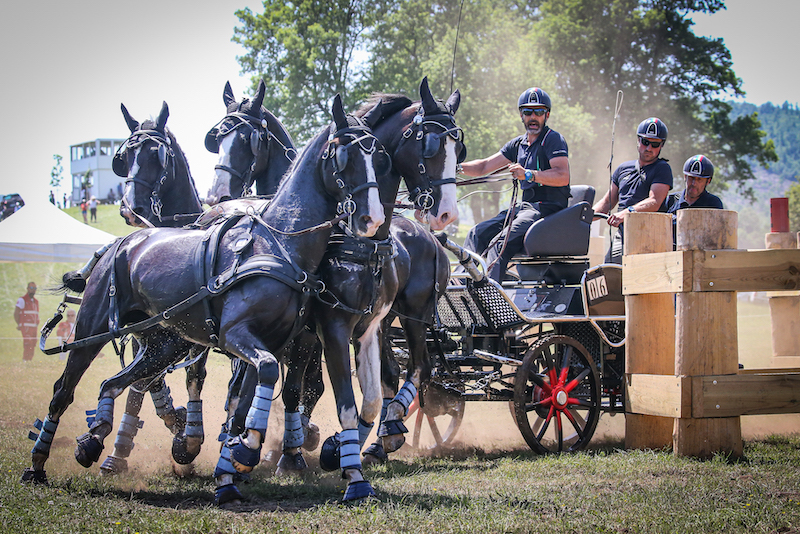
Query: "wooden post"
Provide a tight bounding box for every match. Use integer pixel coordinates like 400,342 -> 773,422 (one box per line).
623,212 -> 674,450
765,230 -> 800,368
673,209 -> 743,458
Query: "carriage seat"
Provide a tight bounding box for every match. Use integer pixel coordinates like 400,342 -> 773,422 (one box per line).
514,185 -> 595,285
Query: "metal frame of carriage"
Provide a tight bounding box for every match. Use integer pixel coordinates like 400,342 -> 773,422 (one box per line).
390,185 -> 628,454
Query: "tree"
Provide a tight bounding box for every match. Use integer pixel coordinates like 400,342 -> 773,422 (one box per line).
533,0 -> 777,197
233,0 -> 380,139
81,170 -> 92,203
50,154 -> 64,189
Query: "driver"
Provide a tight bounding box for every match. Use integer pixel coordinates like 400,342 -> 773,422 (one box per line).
459,87 -> 571,283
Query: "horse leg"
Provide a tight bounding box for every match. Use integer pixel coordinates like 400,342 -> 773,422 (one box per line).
74,332 -> 194,468
171,348 -> 208,467
298,336 -> 324,451
275,335 -> 311,476
99,380 -> 147,475
318,322 -> 376,502
213,348 -> 278,506
381,317 -> 432,453
22,344 -> 103,484
363,315 -> 401,465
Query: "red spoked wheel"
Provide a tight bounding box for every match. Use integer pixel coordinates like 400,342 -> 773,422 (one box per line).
404,382 -> 465,451
513,335 -> 601,454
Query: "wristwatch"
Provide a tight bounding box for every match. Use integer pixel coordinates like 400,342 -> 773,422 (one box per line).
627,206 -> 635,213
524,170 -> 534,183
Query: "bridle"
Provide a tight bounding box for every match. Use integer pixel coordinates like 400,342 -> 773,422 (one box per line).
400,110 -> 465,213
322,122 -> 387,230
113,129 -> 174,226
205,111 -> 296,198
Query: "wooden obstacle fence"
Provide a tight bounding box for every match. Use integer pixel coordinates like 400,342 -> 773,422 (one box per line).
621,209 -> 800,458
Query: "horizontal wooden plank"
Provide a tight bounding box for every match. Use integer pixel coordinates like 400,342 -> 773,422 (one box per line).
693,373 -> 800,417
693,249 -> 800,292
623,251 -> 690,295
624,374 -> 691,418
623,249 -> 800,294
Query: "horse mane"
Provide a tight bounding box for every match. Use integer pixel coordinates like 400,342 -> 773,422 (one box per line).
355,93 -> 414,122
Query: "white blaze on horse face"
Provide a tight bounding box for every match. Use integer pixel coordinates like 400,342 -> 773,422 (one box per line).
208,133 -> 235,205
358,149 -> 385,237
355,303 -> 392,423
426,137 -> 459,231
121,147 -> 142,223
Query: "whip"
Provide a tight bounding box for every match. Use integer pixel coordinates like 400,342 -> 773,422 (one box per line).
608,90 -> 624,179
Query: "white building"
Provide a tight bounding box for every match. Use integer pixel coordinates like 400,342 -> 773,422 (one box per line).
69,138 -> 126,204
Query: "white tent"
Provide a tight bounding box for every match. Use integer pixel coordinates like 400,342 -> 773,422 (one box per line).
0,201 -> 117,262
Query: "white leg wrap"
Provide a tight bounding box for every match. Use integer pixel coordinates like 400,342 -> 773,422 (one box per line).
339,428 -> 361,471
393,381 -> 417,415
284,411 -> 304,449
185,400 -> 204,439
245,384 -> 273,434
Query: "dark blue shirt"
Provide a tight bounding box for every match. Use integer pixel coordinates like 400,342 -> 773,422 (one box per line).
501,126 -> 570,210
612,158 -> 673,212
666,189 -> 724,213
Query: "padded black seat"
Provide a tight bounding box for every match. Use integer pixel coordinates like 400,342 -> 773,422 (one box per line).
514,185 -> 596,285
523,185 -> 595,257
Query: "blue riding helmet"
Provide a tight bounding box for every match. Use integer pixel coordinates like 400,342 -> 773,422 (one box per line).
683,154 -> 714,181
518,87 -> 552,111
637,117 -> 668,141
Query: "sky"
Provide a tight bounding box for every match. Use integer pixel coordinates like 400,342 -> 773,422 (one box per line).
0,0 -> 797,207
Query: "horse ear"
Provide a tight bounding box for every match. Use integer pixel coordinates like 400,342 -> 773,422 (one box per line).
156,101 -> 169,132
120,103 -> 139,133
223,81 -> 235,107
446,89 -> 461,115
331,94 -> 348,131
419,76 -> 438,115
362,98 -> 383,129
252,79 -> 266,111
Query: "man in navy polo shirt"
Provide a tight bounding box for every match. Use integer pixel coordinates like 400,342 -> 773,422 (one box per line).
593,117 -> 673,263
667,154 -> 723,213
460,87 -> 571,282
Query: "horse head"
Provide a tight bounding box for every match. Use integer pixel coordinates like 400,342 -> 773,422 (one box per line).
324,94 -> 387,238
115,101 -> 201,227
360,77 -> 463,231
205,79 -> 296,204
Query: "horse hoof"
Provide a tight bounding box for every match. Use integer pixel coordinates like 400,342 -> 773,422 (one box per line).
382,433 -> 406,454
214,483 -> 243,506
319,434 -> 340,472
172,434 -> 200,465
172,461 -> 195,478
361,442 -> 388,465
343,480 -> 376,502
377,419 -> 408,438
228,437 -> 261,473
276,451 -> 307,476
74,433 -> 104,468
20,468 -> 48,485
99,455 -> 128,475
303,421 -> 321,451
262,449 -> 280,467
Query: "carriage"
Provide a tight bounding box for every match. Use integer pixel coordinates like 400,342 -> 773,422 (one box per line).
389,184 -> 628,454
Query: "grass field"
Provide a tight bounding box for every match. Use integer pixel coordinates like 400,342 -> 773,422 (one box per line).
0,206 -> 798,532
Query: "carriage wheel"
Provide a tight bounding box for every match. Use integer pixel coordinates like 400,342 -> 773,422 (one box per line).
513,335 -> 601,454
404,382 -> 465,451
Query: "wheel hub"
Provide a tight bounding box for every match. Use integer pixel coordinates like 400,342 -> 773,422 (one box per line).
553,388 -> 568,409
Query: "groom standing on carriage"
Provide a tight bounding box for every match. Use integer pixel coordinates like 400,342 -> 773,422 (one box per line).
458,87 -> 571,283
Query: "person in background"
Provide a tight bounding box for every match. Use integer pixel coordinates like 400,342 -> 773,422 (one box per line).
56,308 -> 77,361
89,195 -> 98,222
80,199 -> 88,223
14,282 -> 39,362
666,154 -> 723,246
459,87 -> 571,282
49,191 -> 55,205
593,117 -> 673,263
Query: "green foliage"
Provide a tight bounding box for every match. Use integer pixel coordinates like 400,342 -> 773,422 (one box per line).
49,154 -> 63,189
787,181 -> 800,233
730,101 -> 800,182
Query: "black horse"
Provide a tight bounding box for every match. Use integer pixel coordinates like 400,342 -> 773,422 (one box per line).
22,96 -> 385,499
116,101 -> 203,227
100,83 -> 300,476
210,78 -> 460,498
205,79 -> 296,203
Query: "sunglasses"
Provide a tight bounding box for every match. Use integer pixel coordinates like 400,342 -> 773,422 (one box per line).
521,108 -> 547,117
639,137 -> 662,148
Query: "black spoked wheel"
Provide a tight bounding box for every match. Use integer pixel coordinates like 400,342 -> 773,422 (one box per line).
405,382 -> 465,451
513,335 -> 601,454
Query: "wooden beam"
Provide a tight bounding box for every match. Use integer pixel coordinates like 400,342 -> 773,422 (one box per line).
693,373 -> 800,417
625,373 -> 691,418
623,248 -> 800,295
